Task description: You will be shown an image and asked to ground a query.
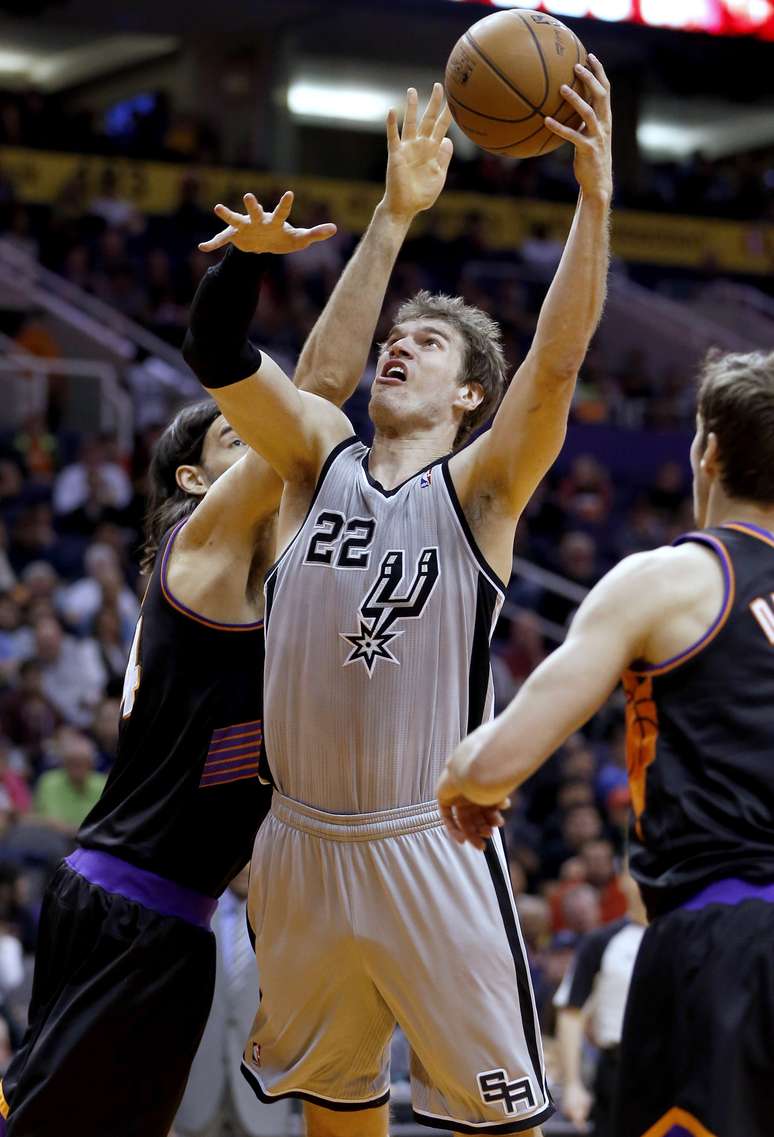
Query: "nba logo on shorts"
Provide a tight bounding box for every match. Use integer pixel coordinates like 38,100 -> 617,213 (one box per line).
252,1043 -> 262,1067
477,1068 -> 536,1116
420,470 -> 432,488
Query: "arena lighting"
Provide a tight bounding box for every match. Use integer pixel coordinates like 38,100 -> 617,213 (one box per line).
449,0 -> 774,39
287,81 -> 398,124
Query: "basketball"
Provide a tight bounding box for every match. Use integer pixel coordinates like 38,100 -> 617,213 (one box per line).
445,10 -> 588,159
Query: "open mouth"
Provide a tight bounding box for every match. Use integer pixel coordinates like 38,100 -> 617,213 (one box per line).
377,359 -> 408,385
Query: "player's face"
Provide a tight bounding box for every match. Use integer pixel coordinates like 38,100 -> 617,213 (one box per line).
199,415 -> 248,484
690,416 -> 709,527
369,318 -> 475,438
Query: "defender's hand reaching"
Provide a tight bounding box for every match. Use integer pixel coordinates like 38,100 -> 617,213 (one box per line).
437,727 -> 512,852
382,82 -> 454,222
199,190 -> 337,255
544,54 -> 613,204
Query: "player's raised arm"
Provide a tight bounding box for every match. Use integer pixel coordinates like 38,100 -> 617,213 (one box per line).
293,83 -> 454,399
454,56 -> 613,519
183,191 -> 353,482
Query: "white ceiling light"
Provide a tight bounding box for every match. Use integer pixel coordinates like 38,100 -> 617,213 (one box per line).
287,81 -> 397,125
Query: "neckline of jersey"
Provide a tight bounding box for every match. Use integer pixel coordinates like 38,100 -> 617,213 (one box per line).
722,520 -> 774,547
360,450 -> 444,497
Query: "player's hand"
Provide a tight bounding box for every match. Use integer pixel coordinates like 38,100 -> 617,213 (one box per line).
544,54 -> 612,203
561,1080 -> 592,1130
382,83 -> 454,221
198,191 -> 337,255
437,729 -> 511,851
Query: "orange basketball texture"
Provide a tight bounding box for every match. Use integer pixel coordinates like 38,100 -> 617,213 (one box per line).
445,10 -> 588,159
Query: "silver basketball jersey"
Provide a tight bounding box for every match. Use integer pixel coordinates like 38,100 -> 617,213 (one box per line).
263,438 -> 505,812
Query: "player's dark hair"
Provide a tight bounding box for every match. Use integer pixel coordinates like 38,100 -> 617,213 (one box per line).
141,399 -> 220,573
394,291 -> 509,448
697,349 -> 774,503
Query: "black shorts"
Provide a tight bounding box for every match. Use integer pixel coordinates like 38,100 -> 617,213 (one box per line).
0,857 -> 216,1137
614,897 -> 774,1137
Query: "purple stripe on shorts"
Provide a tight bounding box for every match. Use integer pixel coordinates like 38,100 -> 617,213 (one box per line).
680,877 -> 774,911
66,848 -> 217,928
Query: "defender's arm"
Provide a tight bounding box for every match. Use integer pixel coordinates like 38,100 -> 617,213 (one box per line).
437,552 -> 665,848
182,201 -> 353,482
452,58 -> 612,519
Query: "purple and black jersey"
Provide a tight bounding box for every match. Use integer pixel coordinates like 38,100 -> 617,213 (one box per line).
624,522 -> 774,917
78,521 -> 270,898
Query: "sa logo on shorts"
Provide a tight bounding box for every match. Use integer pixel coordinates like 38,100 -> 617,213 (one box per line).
477,1068 -> 536,1116
252,1043 -> 262,1067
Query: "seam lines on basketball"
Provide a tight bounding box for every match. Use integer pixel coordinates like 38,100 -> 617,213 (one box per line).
537,40 -> 583,155
464,30 -> 543,117
446,90 -> 535,127
516,12 -> 550,109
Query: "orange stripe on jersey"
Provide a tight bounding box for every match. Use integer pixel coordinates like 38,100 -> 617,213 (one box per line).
623,670 -> 659,840
722,521 -> 774,549
641,1106 -> 717,1137
0,1080 -> 8,1119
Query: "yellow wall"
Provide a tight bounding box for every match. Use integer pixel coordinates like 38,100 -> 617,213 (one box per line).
2,145 -> 773,275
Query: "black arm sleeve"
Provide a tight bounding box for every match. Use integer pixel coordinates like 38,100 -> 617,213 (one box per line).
181,247 -> 269,389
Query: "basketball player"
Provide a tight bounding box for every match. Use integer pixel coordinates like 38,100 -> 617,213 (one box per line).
0,219 -> 351,1135
186,62 -> 612,1137
438,349 -> 774,1137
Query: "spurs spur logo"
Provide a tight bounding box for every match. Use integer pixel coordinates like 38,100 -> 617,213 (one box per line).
340,548 -> 440,675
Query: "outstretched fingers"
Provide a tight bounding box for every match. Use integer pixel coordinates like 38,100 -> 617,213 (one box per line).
293,222 -> 338,248
243,193 -> 264,222
386,107 -> 400,151
213,202 -> 245,227
402,87 -> 418,141
197,225 -> 236,252
272,190 -> 295,225
419,81 -> 445,136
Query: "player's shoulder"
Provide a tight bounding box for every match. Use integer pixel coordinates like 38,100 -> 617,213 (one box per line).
606,540 -> 721,595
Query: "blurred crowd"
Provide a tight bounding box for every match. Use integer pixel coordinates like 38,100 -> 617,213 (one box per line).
1,83 -> 773,223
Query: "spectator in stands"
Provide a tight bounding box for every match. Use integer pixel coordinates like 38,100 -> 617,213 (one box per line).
30,615 -> 106,728
579,839 -> 627,924
53,435 -> 132,521
0,525 -> 15,594
539,531 -> 597,630
0,594 -> 28,678
89,696 -> 120,772
88,169 -> 142,232
0,659 -> 61,771
542,803 -> 604,883
0,738 -> 30,817
33,728 -> 106,837
59,543 -> 138,638
560,883 -> 601,936
91,606 -> 128,693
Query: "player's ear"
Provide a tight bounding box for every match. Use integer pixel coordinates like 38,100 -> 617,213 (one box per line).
175,464 -> 209,497
700,432 -> 721,479
454,380 -> 485,414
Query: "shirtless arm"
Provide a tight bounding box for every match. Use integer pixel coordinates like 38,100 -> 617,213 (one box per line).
437,541 -> 726,848
293,84 -> 454,401
448,58 -> 612,582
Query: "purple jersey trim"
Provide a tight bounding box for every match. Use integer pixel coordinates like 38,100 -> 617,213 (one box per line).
681,876 -> 774,911
722,520 -> 774,548
67,848 -> 217,928
160,519 -> 264,632
634,533 -> 735,676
